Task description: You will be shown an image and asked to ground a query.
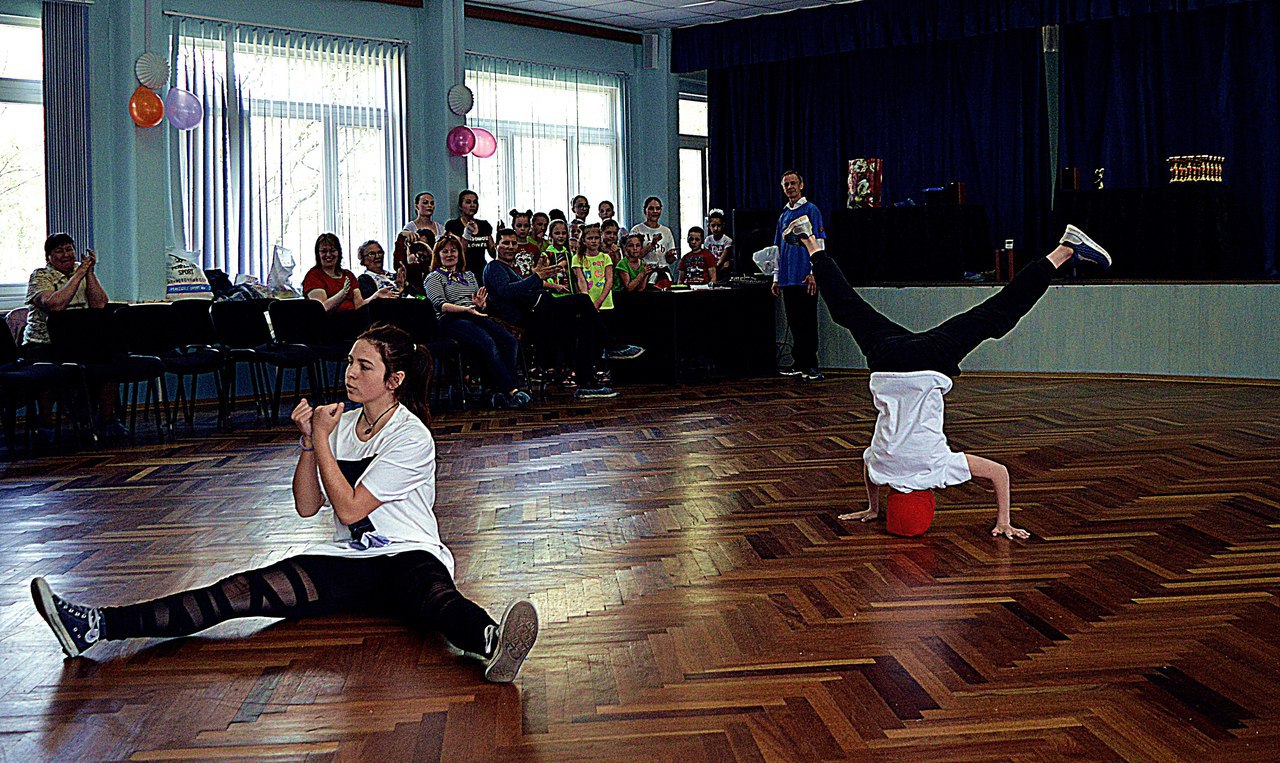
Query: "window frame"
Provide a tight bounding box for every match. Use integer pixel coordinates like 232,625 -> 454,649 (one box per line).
0,13 -> 44,303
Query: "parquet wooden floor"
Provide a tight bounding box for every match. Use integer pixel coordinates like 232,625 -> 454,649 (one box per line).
2,372 -> 1279,762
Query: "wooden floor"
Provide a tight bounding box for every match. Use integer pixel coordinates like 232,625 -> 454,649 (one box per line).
2,372 -> 1279,761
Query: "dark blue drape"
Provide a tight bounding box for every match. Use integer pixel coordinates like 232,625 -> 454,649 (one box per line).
674,0 -> 1266,72
1060,2 -> 1279,275
708,28 -> 1050,253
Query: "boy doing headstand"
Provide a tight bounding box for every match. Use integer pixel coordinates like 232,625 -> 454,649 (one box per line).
785,218 -> 1112,539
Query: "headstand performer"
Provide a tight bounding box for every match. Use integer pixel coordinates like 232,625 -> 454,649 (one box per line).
30,323 -> 539,683
785,217 -> 1112,539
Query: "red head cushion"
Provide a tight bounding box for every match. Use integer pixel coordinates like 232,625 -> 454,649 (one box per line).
885,490 -> 936,536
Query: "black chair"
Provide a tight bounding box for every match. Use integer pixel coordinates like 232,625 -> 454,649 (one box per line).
210,299 -> 322,424
46,308 -> 170,441
0,325 -> 87,457
365,299 -> 464,411
114,302 -> 227,432
268,299 -> 368,401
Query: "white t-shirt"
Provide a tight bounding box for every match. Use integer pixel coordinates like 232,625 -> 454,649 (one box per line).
629,222 -> 676,269
863,371 -> 972,492
306,405 -> 455,577
402,219 -> 445,242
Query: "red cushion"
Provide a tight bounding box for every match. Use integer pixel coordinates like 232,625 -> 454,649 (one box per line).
885,490 -> 936,536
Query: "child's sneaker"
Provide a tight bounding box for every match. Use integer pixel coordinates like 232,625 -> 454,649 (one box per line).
783,215 -> 813,244
483,600 -> 539,683
31,577 -> 101,658
1060,224 -> 1111,268
800,368 -> 825,381
511,390 -> 532,409
605,344 -> 644,360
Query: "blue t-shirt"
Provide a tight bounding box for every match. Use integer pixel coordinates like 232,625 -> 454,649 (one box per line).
773,200 -> 826,287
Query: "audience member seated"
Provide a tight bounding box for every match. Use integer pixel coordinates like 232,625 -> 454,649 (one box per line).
485,229 -> 641,401
598,199 -> 617,228
630,196 -> 678,282
706,209 -> 734,279
424,234 -> 529,409
444,189 -> 495,284
508,209 -> 539,277
23,232 -> 122,438
614,233 -> 655,294
356,240 -> 404,299
394,191 -> 445,274
531,212 -> 550,254
570,195 -> 590,226
601,219 -> 621,264
679,226 -> 717,285
303,233 -> 393,313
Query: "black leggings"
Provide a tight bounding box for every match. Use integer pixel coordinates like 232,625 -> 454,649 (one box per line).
810,251 -> 1056,377
99,551 -> 496,655
529,293 -> 606,381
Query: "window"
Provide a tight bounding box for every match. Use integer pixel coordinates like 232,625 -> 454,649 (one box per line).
465,55 -> 625,224
0,15 -> 45,288
174,19 -> 406,287
678,94 -> 709,240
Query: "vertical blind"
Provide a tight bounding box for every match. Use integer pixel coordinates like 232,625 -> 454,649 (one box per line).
172,16 -> 407,286
42,0 -> 93,251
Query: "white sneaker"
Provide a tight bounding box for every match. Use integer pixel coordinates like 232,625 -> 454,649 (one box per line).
783,215 -> 813,244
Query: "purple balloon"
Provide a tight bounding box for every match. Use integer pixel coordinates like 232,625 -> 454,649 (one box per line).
447,125 -> 476,157
165,87 -> 203,131
471,127 -> 497,158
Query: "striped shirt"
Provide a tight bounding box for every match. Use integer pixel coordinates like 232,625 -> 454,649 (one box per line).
423,269 -> 479,316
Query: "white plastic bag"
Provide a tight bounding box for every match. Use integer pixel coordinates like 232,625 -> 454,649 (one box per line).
165,248 -> 213,300
752,245 -> 779,276
266,245 -> 302,298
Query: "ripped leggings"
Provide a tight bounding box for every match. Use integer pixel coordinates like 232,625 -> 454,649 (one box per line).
98,551 -> 496,655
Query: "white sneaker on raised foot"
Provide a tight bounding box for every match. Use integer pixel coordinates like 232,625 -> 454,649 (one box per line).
483,600 -> 539,683
782,215 -> 813,244
1060,224 -> 1112,268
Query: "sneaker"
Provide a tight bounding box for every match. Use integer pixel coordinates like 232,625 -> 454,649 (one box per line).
783,215 -> 813,244
574,386 -> 618,400
596,369 -> 612,385
511,390 -> 532,409
560,371 -> 577,390
778,367 -> 803,377
1060,224 -> 1112,268
490,391 -> 512,409
483,600 -> 539,683
801,368 -> 825,381
605,344 -> 645,360
31,577 -> 101,658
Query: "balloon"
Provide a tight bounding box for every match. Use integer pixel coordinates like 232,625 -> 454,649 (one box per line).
129,85 -> 164,128
446,125 -> 475,157
471,127 -> 497,158
165,87 -> 203,131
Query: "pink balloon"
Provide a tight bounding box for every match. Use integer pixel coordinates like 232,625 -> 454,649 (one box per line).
471,127 -> 497,158
447,125 -> 476,157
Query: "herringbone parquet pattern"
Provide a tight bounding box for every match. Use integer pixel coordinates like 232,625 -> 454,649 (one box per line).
2,372 -> 1278,761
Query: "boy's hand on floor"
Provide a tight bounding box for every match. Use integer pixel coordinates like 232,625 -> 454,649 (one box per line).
992,523 -> 1030,540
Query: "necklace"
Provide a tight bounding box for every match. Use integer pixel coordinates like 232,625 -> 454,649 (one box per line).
360,403 -> 398,435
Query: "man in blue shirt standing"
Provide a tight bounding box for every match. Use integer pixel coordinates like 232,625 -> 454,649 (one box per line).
772,169 -> 825,380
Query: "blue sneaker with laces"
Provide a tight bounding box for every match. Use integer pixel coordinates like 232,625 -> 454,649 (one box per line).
1060,224 -> 1111,269
31,577 -> 101,658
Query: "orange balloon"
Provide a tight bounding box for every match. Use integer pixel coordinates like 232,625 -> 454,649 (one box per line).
129,85 -> 164,128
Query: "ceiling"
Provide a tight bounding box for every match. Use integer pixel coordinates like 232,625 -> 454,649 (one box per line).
473,0 -> 859,32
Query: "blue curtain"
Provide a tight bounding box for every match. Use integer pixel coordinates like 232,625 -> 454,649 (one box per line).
42,0 -> 93,248
1059,2 -> 1280,275
674,0 -> 1266,72
708,28 -> 1049,252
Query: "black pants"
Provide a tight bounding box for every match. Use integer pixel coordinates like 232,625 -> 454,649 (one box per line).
528,293 -> 606,381
810,251 -> 1056,378
781,285 -> 819,370
99,551 -> 496,655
